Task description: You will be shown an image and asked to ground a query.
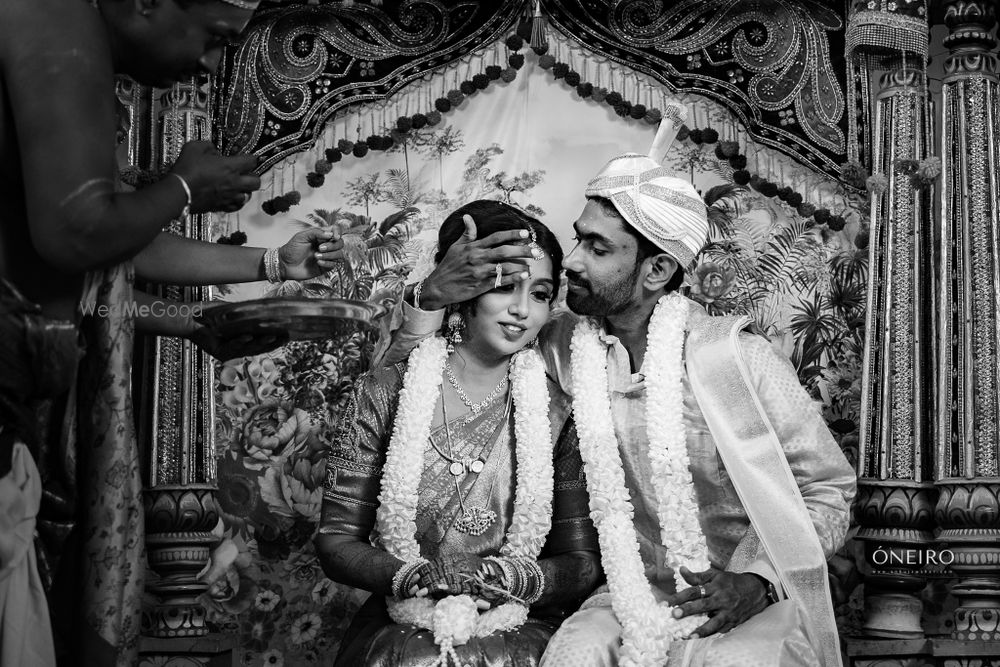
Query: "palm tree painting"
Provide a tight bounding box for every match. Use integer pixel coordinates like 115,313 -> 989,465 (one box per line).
341,173 -> 386,219
421,126 -> 466,192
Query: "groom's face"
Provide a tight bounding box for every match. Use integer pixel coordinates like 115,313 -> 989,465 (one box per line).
563,199 -> 644,317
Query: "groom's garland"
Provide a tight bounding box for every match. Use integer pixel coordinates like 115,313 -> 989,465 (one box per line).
570,293 -> 709,667
375,335 -> 554,666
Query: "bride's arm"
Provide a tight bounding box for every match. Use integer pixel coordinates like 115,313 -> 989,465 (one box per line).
315,533 -> 403,597
313,365 -> 410,597
533,415 -> 602,608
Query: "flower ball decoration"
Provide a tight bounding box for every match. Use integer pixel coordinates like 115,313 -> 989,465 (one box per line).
300,32 -> 525,183
676,124 -> 853,233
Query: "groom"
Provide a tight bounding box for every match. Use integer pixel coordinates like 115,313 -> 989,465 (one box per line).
375,153 -> 856,666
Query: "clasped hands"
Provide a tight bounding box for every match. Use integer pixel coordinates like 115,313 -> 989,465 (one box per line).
397,553 -> 527,611
665,566 -> 771,639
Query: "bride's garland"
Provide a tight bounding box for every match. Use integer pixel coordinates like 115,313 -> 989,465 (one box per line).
569,293 -> 709,667
375,335 -> 554,665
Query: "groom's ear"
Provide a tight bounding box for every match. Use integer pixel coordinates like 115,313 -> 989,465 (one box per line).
643,254 -> 678,291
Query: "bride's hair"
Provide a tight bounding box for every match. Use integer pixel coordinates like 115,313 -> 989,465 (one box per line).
435,200 -> 563,303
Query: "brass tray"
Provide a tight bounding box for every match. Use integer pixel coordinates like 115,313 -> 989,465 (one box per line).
196,297 -> 388,361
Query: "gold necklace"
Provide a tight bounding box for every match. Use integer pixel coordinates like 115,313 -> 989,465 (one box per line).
444,359 -> 508,418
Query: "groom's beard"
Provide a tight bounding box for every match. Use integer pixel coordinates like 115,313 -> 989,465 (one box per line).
565,265 -> 640,317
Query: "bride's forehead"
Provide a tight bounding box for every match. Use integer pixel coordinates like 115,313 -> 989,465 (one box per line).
524,254 -> 554,281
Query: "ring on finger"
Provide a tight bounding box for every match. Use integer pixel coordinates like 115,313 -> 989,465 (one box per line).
494,263 -> 503,289
698,585 -> 707,598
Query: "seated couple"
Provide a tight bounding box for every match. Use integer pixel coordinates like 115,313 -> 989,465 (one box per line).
315,153 -> 856,667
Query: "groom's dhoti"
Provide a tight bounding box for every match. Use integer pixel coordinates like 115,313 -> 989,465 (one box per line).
540,588 -> 817,667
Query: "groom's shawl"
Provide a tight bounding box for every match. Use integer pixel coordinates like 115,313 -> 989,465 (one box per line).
686,313 -> 846,667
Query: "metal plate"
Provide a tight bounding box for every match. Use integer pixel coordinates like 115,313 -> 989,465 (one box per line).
196,297 -> 388,361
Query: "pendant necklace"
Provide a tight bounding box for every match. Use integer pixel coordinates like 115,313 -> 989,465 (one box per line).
437,390 -> 510,536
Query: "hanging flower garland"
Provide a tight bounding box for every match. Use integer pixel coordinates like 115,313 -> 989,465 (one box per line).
674,124 -> 855,235
376,336 -> 554,666
299,34 -> 527,193
536,51 -> 678,127
569,293 -> 708,667
262,189 -> 302,216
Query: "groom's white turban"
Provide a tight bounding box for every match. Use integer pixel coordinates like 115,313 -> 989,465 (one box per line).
584,154 -> 708,269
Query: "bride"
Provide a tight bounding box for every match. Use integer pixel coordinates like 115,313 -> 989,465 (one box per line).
315,200 -> 601,667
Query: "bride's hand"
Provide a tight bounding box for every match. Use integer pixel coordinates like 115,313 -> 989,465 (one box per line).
413,553 -> 493,600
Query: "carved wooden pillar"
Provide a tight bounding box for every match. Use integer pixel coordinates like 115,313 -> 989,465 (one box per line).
936,0 -> 1000,642
850,0 -> 936,639
138,78 -> 221,640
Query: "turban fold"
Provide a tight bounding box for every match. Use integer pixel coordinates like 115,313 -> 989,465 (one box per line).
584,153 -> 708,269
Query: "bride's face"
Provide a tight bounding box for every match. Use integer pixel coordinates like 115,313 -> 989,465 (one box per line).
462,254 -> 555,359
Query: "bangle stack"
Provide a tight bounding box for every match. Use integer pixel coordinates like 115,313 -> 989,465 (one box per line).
263,247 -> 282,283
485,556 -> 545,605
391,559 -> 427,599
170,173 -> 192,219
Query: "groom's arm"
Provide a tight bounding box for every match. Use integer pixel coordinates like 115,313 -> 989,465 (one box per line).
739,333 -> 856,559
722,333 -> 856,600
371,291 -> 444,367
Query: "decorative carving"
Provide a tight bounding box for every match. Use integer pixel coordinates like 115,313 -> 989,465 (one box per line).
542,0 -> 848,177
941,1 -> 997,79
935,483 -> 1000,640
856,483 -> 938,639
215,1 -> 525,168
142,485 -> 220,639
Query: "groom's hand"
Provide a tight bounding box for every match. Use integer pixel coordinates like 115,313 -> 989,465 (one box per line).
667,566 -> 769,638
419,214 -> 537,310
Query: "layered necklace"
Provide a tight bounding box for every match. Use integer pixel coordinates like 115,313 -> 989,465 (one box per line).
569,293 -> 709,667
375,335 -> 554,663
434,388 -> 511,535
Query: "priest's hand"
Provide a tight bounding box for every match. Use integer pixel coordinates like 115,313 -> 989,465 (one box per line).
279,228 -> 344,280
667,566 -> 770,638
417,215 -> 537,310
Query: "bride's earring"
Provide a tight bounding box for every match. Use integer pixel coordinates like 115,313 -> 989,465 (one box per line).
445,311 -> 464,354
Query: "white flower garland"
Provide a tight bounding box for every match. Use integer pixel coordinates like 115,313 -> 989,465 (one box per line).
375,336 -> 554,665
569,293 -> 709,667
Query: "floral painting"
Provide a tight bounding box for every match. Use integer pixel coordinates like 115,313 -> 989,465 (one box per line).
208,59 -> 868,663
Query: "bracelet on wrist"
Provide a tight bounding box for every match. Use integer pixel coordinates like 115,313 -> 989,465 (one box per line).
263,247 -> 282,283
170,173 -> 192,219
412,280 -> 424,310
391,559 -> 427,599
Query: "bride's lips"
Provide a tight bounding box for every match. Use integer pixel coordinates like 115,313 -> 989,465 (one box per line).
498,322 -> 526,341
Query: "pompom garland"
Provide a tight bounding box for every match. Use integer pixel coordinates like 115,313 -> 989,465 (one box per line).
292,33 -> 526,199
676,124 -> 853,234
216,229 -> 247,245
540,56 -> 674,127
